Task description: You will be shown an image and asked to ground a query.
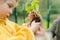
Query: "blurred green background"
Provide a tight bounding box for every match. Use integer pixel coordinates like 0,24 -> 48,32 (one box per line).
9,0 -> 60,29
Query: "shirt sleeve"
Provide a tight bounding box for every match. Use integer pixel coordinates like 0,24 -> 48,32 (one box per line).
46,17 -> 60,38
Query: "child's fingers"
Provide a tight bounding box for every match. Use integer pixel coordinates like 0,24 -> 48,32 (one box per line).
40,27 -> 45,31
36,29 -> 45,36
31,21 -> 41,26
35,27 -> 45,35
30,21 -> 41,33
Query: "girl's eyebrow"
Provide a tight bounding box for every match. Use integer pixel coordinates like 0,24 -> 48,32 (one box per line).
7,0 -> 17,4
6,0 -> 16,7
8,3 -> 15,8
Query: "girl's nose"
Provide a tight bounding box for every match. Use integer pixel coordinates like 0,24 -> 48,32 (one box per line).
9,9 -> 12,14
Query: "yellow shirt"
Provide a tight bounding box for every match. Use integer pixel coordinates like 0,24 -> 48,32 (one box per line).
0,18 -> 34,40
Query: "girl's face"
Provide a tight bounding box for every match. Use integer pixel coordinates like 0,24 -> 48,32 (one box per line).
0,0 -> 16,19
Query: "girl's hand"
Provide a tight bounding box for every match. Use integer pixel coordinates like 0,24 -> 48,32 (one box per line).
35,27 -> 46,36
30,21 -> 41,33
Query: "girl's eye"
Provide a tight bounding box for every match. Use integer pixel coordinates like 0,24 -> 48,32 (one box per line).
8,3 -> 14,8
